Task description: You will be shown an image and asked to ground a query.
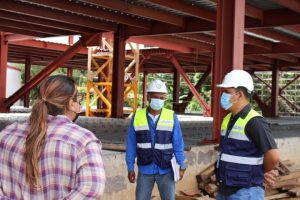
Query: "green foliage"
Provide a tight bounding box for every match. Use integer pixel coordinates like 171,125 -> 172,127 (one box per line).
139,72 -> 211,113
12,62 -> 87,106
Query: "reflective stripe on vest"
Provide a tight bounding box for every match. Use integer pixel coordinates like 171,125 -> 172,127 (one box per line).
220,153 -> 264,165
137,143 -> 151,149
154,143 -> 173,150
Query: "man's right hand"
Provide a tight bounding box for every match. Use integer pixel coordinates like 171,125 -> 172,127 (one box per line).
128,171 -> 136,183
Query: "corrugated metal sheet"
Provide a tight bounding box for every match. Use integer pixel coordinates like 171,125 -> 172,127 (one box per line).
273,27 -> 300,40
246,0 -> 283,10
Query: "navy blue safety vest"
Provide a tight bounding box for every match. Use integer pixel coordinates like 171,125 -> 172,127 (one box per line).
133,107 -> 174,169
216,109 -> 264,188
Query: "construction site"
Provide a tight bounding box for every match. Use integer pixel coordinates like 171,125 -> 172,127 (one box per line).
0,0 -> 300,199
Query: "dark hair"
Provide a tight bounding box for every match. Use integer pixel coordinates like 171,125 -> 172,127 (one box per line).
236,87 -> 252,100
25,75 -> 76,189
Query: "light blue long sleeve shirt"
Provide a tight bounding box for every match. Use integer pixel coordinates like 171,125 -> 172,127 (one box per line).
125,109 -> 185,175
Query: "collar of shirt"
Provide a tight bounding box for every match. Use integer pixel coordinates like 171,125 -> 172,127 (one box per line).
147,112 -> 160,123
231,104 -> 251,121
47,114 -> 72,123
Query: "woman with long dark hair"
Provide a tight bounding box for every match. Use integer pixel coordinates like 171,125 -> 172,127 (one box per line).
0,75 -> 105,199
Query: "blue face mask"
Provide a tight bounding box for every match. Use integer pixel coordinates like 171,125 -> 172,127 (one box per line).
220,92 -> 233,110
150,98 -> 164,110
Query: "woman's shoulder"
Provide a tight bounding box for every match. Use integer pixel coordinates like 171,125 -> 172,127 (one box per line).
48,120 -> 99,148
0,122 -> 28,138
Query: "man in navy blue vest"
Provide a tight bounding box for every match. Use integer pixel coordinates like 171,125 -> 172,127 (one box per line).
215,70 -> 279,200
126,79 -> 186,200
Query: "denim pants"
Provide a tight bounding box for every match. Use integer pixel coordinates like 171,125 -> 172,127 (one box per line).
136,172 -> 175,200
217,186 -> 264,200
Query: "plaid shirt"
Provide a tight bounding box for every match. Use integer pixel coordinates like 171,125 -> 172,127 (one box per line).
0,115 -> 105,200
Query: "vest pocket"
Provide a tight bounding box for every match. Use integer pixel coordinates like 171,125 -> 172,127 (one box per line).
225,163 -> 252,187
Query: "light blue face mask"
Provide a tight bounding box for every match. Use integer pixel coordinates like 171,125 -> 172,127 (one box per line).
150,98 -> 164,110
220,92 -> 233,110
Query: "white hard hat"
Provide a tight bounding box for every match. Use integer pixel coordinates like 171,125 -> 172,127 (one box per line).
147,79 -> 167,93
216,70 -> 254,92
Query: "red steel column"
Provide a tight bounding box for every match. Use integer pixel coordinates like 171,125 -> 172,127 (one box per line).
173,70 -> 180,112
212,0 -> 245,142
142,72 -> 148,108
111,25 -> 125,118
271,65 -> 279,117
24,56 -> 31,107
0,32 -> 8,112
169,55 -> 211,116
67,68 -> 73,77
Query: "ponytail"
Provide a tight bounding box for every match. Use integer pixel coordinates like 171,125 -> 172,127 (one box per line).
25,99 -> 48,188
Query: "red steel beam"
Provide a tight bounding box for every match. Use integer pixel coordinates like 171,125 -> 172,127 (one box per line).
177,33 -> 216,44
155,35 -> 214,51
0,25 -> 51,38
271,65 -> 279,117
27,0 -> 150,29
244,43 -> 300,55
0,0 -> 117,32
282,25 -> 300,34
266,54 -> 299,63
173,70 -> 180,112
0,32 -> 8,112
262,8 -> 300,27
252,93 -> 271,116
280,73 -> 300,91
0,11 -> 96,34
85,0 -> 184,27
168,55 -> 211,116
146,0 -> 216,22
250,28 -> 300,47
24,57 -> 31,108
279,94 -> 300,113
111,25 -> 125,118
178,68 -> 211,112
245,55 -> 275,64
67,68 -> 73,78
142,72 -> 148,108
128,37 -> 193,53
0,18 -> 73,36
272,0 -> 300,14
4,34 -> 99,108
10,40 -> 88,55
5,34 -> 37,42
212,0 -> 245,143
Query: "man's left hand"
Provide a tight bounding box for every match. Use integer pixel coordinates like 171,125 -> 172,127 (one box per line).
179,169 -> 185,180
264,169 -> 279,186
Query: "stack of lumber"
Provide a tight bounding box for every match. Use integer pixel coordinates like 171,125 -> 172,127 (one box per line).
265,160 -> 300,200
175,162 -> 217,200
196,162 -> 218,199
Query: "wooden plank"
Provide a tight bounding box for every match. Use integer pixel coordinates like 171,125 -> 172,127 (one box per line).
264,192 -> 290,200
277,170 -> 300,182
289,186 -> 300,197
204,183 -> 218,194
265,188 -> 280,196
278,160 -> 291,175
270,178 -> 300,189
